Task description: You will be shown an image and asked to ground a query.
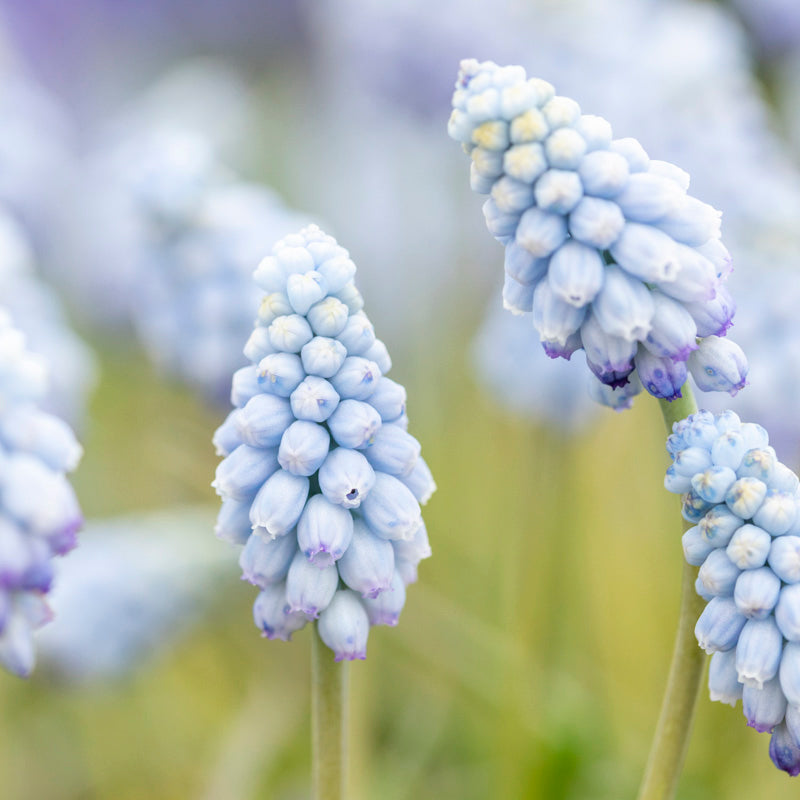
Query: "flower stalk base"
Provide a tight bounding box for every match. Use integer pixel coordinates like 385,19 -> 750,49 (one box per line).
636,387 -> 706,800
312,623 -> 348,800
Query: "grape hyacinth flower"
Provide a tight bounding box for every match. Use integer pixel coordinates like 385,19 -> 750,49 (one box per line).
665,409 -> 800,775
448,59 -> 747,409
0,310 -> 83,677
213,225 -> 434,661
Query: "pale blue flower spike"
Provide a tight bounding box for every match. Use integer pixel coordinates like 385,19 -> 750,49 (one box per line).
450,59 -> 748,408
665,409 -> 800,773
213,226 -> 434,660
0,311 -> 83,677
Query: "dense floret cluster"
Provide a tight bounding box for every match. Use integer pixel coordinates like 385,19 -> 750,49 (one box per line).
666,410 -> 800,775
213,225 -> 434,660
449,59 -> 747,409
0,311 -> 83,677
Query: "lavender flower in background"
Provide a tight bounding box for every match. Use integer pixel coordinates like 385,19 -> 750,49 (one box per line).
131,171 -> 309,404
730,0 -> 800,55
449,58 -> 747,409
0,67 -> 76,254
666,409 -> 800,775
0,211 -> 97,427
696,268 -> 800,466
472,303 -> 596,426
64,115 -> 309,404
37,507 -> 229,683
0,0 -> 309,125
213,225 -> 434,660
44,61 -> 268,331
0,311 -> 83,677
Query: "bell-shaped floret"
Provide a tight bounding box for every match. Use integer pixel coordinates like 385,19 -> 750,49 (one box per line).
360,473 -> 422,542
296,494 -> 354,568
337,519 -> 395,599
318,448 -> 376,509
318,590 -> 369,662
285,551 -> 338,618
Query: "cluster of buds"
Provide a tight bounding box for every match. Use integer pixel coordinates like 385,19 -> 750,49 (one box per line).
449,59 -> 747,409
0,311 -> 83,676
666,410 -> 800,774
213,225 -> 434,660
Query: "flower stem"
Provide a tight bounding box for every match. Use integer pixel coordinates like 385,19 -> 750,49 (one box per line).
312,623 -> 348,800
636,386 -> 707,800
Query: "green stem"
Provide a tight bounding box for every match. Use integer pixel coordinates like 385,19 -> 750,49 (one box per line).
636,386 -> 707,800
312,623 -> 348,800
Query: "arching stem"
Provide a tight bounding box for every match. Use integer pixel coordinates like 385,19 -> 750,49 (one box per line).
636,386 -> 706,800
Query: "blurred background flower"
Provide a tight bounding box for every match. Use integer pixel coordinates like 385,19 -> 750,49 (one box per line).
0,0 -> 800,797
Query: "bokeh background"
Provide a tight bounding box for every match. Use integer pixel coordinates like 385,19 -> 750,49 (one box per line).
0,0 -> 800,797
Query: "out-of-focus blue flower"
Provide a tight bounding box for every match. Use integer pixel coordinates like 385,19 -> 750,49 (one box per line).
730,0 -> 800,55
665,409 -> 800,775
450,58 -> 746,408
0,67 -> 75,252
37,507 -> 229,683
213,225 -> 435,660
132,174 -> 309,405
1,0 -> 309,123
695,268 -> 800,466
68,110 -> 310,404
0,311 -> 83,677
0,211 -> 96,427
471,302 -> 597,428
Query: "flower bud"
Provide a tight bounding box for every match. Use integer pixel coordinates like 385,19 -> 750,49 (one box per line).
577,150 -> 628,198
290,376 -> 340,422
318,589 -> 369,661
278,421 -> 330,477
736,617 -> 783,688
296,494 -> 353,568
253,582 -> 307,641
360,473 -> 422,541
318,448 -> 376,508
547,240 -> 604,308
363,425 -> 422,477
591,266 -> 654,342
249,470 -> 309,538
337,519 -> 395,599
744,676 -> 787,733
300,336 -> 347,379
213,444 -> 279,501
769,537 -> 800,584
257,353 -> 305,397
286,271 -> 327,316
734,568 -> 781,620
240,531 -> 297,588
236,393 -> 294,448
330,357 -> 381,401
695,597 -> 746,653
285,551 -> 338,618
362,571 -> 406,626
306,297 -> 349,338
567,196 -> 625,249
689,335 -> 748,395
708,650 -> 742,706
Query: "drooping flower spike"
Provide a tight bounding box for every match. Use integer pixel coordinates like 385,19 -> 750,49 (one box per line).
665,409 -> 800,775
0,310 -> 83,677
213,225 -> 434,661
449,59 -> 747,409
